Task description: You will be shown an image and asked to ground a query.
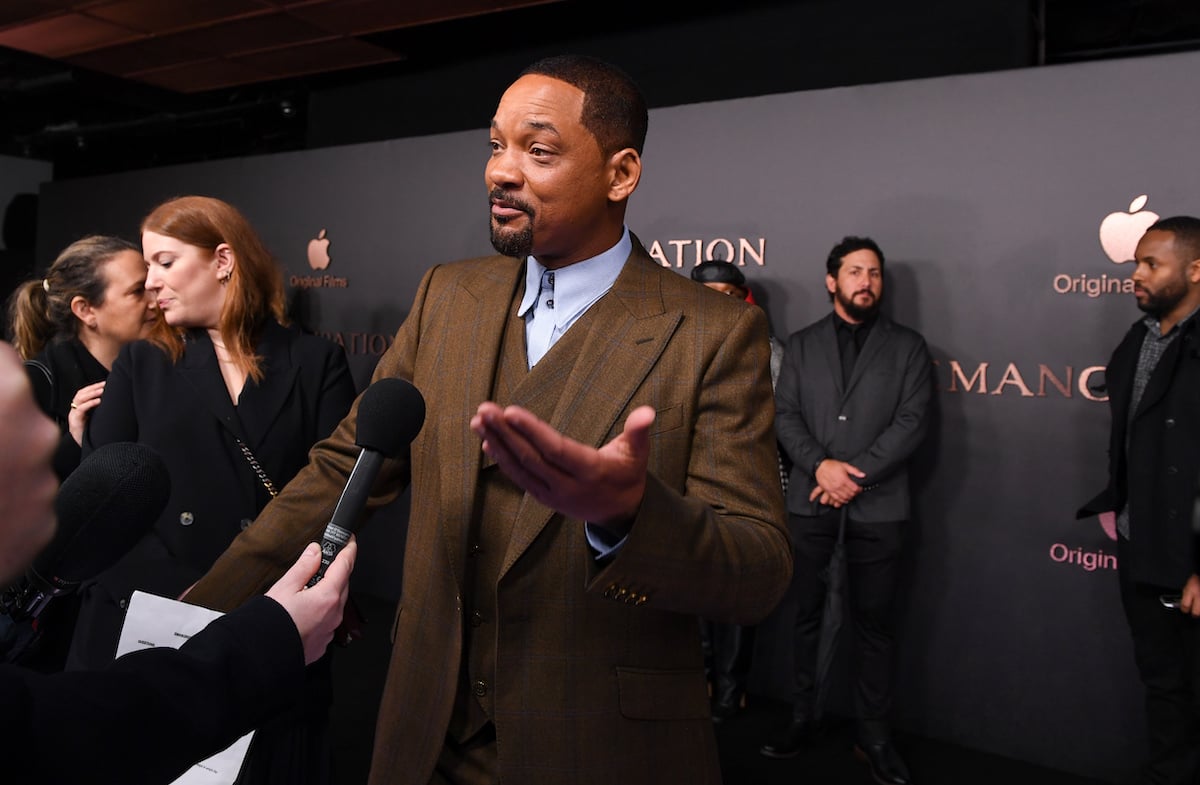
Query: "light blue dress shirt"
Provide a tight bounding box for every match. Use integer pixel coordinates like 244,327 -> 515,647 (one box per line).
516,227 -> 633,557
517,227 -> 631,368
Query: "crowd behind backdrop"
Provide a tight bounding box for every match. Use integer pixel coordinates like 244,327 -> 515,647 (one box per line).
4,46 -> 1199,783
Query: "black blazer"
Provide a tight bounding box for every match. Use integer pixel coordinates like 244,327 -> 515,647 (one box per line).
1078,316 -> 1200,586
3,597 -> 303,785
775,312 -> 933,522
25,337 -> 108,480
70,320 -> 354,666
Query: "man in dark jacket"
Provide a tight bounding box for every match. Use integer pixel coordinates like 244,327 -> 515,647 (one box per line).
1079,215 -> 1200,785
764,236 -> 931,785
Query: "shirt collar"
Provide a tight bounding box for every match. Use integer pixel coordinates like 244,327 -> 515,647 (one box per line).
1142,303 -> 1200,339
833,311 -> 876,333
518,227 -> 631,321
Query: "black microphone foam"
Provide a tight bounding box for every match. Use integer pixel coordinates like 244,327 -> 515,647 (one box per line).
355,376 -> 426,456
2,442 -> 169,641
36,441 -> 171,587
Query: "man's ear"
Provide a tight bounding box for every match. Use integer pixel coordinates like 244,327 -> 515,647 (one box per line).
70,295 -> 97,329
607,148 -> 642,203
1188,257 -> 1200,285
826,273 -> 837,296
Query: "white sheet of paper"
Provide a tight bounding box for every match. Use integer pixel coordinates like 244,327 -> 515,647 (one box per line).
116,590 -> 255,785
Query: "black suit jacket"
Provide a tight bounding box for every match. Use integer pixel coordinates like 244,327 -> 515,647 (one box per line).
1078,316 -> 1200,586
2,596 -> 303,785
775,312 -> 933,522
69,320 -> 354,667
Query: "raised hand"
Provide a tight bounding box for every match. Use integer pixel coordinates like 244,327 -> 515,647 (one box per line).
471,402 -> 655,531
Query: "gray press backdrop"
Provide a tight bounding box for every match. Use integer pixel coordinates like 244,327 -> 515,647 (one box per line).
28,48 -> 1200,782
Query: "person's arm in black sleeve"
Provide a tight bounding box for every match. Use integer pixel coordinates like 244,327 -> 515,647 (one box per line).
7,596 -> 301,785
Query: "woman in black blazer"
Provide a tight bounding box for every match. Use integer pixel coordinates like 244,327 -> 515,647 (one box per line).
68,196 -> 356,785
7,235 -> 157,480
4,236 -> 157,673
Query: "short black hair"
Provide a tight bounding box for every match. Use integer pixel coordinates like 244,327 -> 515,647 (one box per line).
826,235 -> 885,278
520,54 -> 649,156
691,259 -> 746,287
1147,216 -> 1200,263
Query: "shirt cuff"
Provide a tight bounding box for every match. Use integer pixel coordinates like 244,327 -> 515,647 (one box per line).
585,522 -> 628,560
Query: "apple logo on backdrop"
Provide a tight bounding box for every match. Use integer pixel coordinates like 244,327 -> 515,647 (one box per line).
308,228 -> 331,270
1097,510 -> 1117,541
1099,195 -> 1159,264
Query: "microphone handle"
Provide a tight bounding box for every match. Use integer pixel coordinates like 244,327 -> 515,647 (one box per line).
306,447 -> 384,587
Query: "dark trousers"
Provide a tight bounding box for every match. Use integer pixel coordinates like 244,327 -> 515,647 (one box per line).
701,618 -> 755,705
788,510 -> 903,739
1117,539 -> 1200,785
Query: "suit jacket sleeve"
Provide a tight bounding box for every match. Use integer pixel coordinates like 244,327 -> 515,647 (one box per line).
846,332 -> 933,483
1,596 -> 303,785
587,302 -> 792,626
1076,331 -> 1132,519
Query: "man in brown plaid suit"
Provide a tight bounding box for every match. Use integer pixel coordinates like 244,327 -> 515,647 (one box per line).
186,54 -> 792,785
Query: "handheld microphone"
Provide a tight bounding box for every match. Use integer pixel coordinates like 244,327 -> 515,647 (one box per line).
1,442 -> 170,661
307,378 -> 425,587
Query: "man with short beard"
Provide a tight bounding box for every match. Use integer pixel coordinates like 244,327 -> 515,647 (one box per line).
1079,216 -> 1200,785
185,54 -> 791,785
764,235 -> 932,785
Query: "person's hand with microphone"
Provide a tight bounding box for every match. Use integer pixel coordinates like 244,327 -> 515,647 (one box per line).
266,538 -> 357,665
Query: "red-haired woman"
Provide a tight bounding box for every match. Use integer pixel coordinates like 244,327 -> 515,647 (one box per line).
68,196 -> 355,785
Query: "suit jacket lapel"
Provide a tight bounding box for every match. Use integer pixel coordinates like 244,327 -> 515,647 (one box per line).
1109,322 -> 1141,425
435,258 -> 525,587
500,243 -> 683,578
237,321 -> 300,449
177,331 -> 245,441
1133,324 -> 1187,420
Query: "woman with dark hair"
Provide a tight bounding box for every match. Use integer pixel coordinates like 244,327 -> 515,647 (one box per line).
67,196 -> 356,785
7,234 -> 157,480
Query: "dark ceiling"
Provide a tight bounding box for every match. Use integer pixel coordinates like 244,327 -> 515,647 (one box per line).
2,0 -> 1198,179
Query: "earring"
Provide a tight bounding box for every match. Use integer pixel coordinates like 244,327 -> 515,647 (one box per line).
218,271 -> 231,284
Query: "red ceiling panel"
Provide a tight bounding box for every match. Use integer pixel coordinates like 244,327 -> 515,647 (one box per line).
66,36 -> 209,76
0,0 -> 60,29
232,36 -> 400,78
83,0 -> 274,36
285,0 -> 558,36
0,12 -> 138,57
132,57 -> 272,92
0,0 -> 565,92
160,13 -> 335,56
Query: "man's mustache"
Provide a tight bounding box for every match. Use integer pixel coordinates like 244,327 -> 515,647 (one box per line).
489,189 -> 534,216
